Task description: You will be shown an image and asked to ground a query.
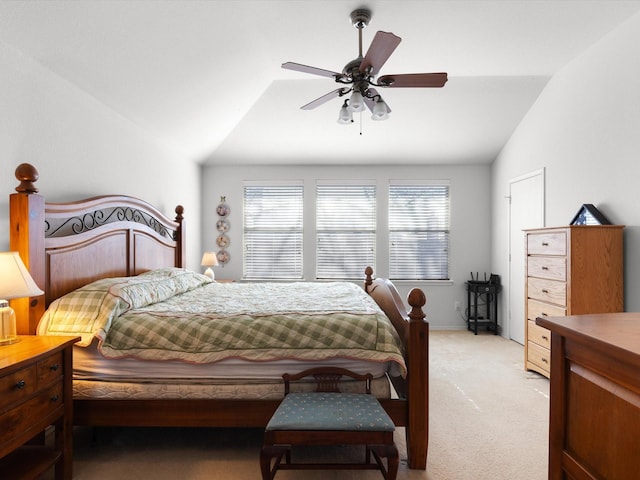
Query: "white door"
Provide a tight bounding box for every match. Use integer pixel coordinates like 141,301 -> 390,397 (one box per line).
508,170 -> 544,344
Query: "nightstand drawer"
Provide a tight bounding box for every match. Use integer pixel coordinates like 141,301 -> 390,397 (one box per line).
0,382 -> 64,450
0,365 -> 37,412
38,351 -> 64,387
527,232 -> 566,255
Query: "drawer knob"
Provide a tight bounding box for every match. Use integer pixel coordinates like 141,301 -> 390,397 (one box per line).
50,364 -> 60,371
542,335 -> 548,341
542,358 -> 549,364
15,379 -> 26,389
51,394 -> 60,402
541,313 -> 548,316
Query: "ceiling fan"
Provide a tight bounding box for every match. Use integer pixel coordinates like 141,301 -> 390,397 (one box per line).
282,8 -> 447,124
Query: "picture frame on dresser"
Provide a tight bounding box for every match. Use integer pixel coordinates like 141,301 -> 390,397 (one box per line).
569,203 -> 611,226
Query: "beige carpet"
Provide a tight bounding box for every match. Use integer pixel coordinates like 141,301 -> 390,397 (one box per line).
59,331 -> 550,479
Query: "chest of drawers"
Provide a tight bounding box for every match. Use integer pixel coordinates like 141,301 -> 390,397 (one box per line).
0,336 -> 78,480
524,226 -> 624,378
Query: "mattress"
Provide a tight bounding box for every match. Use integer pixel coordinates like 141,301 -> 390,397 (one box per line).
72,340 -> 393,400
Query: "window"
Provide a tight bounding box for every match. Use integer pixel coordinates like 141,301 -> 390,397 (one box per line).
243,183 -> 303,279
389,182 -> 450,280
316,182 -> 376,279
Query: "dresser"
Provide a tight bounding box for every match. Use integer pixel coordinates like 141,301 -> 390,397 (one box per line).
536,313 -> 640,480
524,225 -> 624,378
0,336 -> 78,480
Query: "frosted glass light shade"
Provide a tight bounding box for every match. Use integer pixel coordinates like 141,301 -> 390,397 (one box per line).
371,98 -> 390,121
337,104 -> 353,124
347,90 -> 365,112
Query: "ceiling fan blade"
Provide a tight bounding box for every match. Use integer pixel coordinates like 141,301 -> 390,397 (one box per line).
360,31 -> 401,76
300,88 -> 346,110
364,88 -> 391,114
282,62 -> 340,79
377,72 -> 448,88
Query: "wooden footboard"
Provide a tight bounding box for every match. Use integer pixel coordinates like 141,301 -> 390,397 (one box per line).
9,163 -> 429,470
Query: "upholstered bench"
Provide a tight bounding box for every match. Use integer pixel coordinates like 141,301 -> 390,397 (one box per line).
260,367 -> 399,480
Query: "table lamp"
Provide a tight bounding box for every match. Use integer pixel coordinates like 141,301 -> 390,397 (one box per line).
201,251 -> 219,280
0,252 -> 44,345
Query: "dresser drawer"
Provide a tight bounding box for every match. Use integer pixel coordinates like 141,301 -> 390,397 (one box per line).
527,232 -> 566,255
527,299 -> 566,321
0,364 -> 37,412
527,277 -> 566,306
0,382 -> 64,450
528,320 -> 551,349
37,351 -> 64,387
527,341 -> 551,374
527,256 -> 566,281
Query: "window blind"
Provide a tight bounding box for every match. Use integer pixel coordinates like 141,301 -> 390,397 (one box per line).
389,183 -> 450,280
316,183 -> 376,279
243,183 -> 303,279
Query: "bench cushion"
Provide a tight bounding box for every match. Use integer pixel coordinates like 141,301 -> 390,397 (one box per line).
266,392 -> 395,432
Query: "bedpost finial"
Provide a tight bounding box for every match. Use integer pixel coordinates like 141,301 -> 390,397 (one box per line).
15,163 -> 39,193
408,288 -> 427,322
174,205 -> 184,222
364,266 -> 374,290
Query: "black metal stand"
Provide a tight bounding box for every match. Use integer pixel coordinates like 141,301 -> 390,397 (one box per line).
466,276 -> 500,335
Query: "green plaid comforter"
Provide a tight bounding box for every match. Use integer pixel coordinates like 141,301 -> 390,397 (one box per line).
38,269 -> 406,376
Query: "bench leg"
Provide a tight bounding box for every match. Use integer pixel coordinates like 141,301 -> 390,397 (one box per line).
260,445 -> 289,480
369,444 -> 399,480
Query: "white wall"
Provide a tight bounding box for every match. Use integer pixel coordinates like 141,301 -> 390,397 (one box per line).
0,40 -> 202,270
492,11 -> 640,330
202,163 -> 492,330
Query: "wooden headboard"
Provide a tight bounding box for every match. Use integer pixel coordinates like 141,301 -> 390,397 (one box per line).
9,163 -> 186,334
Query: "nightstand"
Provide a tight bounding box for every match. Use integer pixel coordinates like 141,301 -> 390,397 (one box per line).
0,336 -> 79,480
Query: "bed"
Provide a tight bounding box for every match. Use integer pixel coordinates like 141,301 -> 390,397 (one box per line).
8,162 -> 429,469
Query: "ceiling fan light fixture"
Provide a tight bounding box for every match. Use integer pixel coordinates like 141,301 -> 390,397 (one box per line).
337,101 -> 353,124
347,90 -> 366,112
371,98 -> 390,121
282,9 -> 447,125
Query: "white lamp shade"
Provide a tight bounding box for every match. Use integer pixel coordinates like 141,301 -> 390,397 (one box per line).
201,252 -> 219,267
0,252 -> 43,300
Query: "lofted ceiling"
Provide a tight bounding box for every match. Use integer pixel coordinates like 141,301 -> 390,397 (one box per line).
1,1 -> 640,166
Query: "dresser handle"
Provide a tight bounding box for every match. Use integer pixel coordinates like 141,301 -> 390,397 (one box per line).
542,289 -> 549,293
542,358 -> 549,363
51,394 -> 60,402
541,266 -> 549,270
541,335 -> 548,341
541,242 -> 549,246
541,313 -> 548,316
50,364 -> 60,371
15,379 -> 26,389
